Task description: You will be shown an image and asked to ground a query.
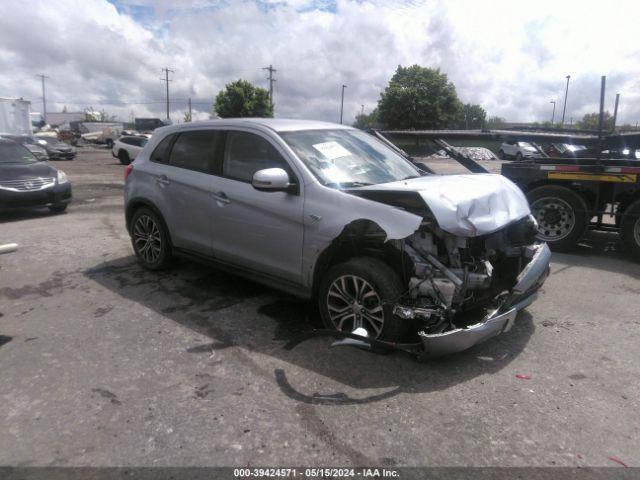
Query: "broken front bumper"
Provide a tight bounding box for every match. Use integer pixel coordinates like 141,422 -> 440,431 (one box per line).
418,242 -> 551,358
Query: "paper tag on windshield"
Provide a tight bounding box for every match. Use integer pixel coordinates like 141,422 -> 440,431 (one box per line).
312,141 -> 352,160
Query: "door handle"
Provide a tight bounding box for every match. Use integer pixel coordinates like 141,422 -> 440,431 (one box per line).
212,191 -> 230,204
156,175 -> 170,187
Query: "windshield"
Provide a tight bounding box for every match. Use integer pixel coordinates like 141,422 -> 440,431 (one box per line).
0,142 -> 38,164
279,129 -> 421,188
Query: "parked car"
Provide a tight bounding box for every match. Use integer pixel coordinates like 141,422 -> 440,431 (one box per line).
498,141 -> 543,160
547,143 -> 590,158
124,119 -> 550,358
0,134 -> 49,161
0,138 -> 72,213
112,135 -> 149,165
33,136 -> 77,160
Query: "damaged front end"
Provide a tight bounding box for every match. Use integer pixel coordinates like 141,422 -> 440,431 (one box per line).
391,214 -> 550,358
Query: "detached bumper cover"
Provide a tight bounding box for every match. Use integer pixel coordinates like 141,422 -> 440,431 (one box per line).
419,243 -> 551,358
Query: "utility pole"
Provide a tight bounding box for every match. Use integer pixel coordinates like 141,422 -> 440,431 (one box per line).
160,68 -> 174,121
188,97 -> 192,122
263,65 -> 277,109
561,74 -> 571,126
36,74 -> 49,124
550,100 -> 556,125
340,84 -> 347,124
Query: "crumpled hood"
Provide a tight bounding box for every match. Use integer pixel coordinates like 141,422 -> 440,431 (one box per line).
353,174 -> 531,237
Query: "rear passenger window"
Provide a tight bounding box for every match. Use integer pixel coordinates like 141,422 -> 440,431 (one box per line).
223,131 -> 291,183
169,131 -> 216,172
150,134 -> 176,164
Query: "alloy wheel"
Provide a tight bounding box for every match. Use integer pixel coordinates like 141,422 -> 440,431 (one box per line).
133,214 -> 162,264
326,274 -> 385,338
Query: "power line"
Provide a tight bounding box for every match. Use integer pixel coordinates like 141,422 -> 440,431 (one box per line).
160,67 -> 175,120
262,64 -> 277,109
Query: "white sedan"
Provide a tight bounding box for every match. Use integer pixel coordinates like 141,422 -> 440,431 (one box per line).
111,136 -> 149,165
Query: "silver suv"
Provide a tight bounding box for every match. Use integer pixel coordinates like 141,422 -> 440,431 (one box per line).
124,119 -> 550,357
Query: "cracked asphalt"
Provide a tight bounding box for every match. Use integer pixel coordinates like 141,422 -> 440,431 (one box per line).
0,147 -> 639,468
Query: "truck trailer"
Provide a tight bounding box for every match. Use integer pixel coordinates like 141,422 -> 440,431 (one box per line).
0,97 -> 32,136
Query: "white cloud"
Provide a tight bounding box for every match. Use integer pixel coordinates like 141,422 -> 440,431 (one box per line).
2,0 -> 640,126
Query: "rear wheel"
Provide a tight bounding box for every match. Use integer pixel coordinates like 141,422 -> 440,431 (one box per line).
318,257 -> 407,342
515,152 -> 523,161
130,208 -> 172,270
498,149 -> 506,160
621,199 -> 640,262
118,150 -> 130,165
527,185 -> 589,252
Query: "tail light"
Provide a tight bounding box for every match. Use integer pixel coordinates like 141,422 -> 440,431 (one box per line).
124,163 -> 133,181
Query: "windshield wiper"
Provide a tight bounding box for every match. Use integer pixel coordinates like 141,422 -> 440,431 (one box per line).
327,181 -> 373,188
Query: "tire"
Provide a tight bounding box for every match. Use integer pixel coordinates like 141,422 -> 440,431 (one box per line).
515,152 -> 523,161
130,207 -> 172,270
527,185 -> 589,252
621,199 -> 640,262
318,257 -> 408,342
498,149 -> 506,160
49,205 -> 67,214
118,150 -> 130,165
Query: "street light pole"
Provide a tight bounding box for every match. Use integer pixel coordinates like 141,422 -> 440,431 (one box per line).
340,84 -> 347,124
550,100 -> 556,125
561,75 -> 571,126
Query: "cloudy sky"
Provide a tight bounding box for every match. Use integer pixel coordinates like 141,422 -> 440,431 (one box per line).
2,0 -> 640,126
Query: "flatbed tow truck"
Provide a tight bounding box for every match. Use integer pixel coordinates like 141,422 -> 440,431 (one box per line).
377,128 -> 640,261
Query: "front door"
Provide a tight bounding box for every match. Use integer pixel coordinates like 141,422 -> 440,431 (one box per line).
209,130 -> 305,284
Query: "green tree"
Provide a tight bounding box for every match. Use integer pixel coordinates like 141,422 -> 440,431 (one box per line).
214,79 -> 273,118
486,116 -> 507,129
457,103 -> 487,129
377,65 -> 461,129
577,111 -> 613,130
183,111 -> 192,123
353,108 -> 380,130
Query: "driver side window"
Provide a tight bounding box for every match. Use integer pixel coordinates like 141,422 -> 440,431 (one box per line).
223,131 -> 291,183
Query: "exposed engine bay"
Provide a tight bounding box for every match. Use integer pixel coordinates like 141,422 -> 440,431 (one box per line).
390,214 -> 541,337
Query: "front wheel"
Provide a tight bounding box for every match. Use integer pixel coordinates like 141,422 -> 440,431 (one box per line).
318,257 -> 407,342
621,200 -> 640,262
498,149 -> 506,160
130,208 -> 172,270
527,186 -> 589,252
515,152 -> 523,161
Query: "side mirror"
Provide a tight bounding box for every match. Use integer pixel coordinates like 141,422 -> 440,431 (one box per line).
252,168 -> 290,191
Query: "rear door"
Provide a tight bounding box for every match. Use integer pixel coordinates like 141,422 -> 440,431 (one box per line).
209,129 -> 305,284
152,130 -> 220,256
